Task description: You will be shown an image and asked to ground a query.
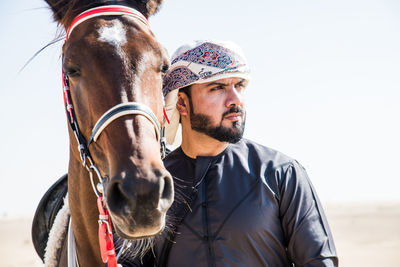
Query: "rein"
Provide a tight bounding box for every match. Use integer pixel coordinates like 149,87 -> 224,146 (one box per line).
61,5 -> 167,267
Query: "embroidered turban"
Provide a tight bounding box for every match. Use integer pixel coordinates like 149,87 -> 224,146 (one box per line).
163,40 -> 251,145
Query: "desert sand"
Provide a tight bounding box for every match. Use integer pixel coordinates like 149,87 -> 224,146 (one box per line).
2,203 -> 400,267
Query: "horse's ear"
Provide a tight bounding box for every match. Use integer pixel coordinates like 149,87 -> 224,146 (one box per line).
128,0 -> 164,18
44,0 -> 72,24
44,0 -> 93,28
145,0 -> 164,17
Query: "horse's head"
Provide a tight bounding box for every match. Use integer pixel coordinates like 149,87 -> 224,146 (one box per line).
45,0 -> 173,239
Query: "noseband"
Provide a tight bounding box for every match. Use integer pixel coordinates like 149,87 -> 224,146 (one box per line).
88,102 -> 161,145
61,5 -> 167,267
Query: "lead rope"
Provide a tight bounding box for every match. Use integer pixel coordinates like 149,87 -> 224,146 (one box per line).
97,196 -> 118,266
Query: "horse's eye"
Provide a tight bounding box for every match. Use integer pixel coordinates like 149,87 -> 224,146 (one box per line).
64,68 -> 81,77
161,64 -> 169,74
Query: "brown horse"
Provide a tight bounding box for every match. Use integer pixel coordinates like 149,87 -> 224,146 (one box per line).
42,0 -> 173,266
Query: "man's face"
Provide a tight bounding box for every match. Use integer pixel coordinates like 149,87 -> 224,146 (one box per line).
185,77 -> 248,143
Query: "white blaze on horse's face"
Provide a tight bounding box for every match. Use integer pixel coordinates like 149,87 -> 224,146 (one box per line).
99,21 -> 138,144
98,20 -> 127,56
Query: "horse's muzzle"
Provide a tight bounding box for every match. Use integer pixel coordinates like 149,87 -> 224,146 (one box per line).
104,166 -> 174,239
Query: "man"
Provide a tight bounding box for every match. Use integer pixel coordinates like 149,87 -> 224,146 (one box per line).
149,40 -> 338,266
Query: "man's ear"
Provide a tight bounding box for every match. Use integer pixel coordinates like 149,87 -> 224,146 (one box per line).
176,92 -> 189,116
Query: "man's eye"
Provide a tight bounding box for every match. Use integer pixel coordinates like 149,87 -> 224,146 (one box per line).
211,86 -> 223,91
236,83 -> 244,88
235,83 -> 245,90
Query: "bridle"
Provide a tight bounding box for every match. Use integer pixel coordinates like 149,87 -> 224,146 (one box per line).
61,5 -> 168,267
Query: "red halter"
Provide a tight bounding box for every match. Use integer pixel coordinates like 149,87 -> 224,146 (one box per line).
66,5 -> 148,40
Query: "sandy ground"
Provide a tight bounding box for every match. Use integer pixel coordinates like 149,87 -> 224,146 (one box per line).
325,203 -> 400,267
2,203 -> 400,267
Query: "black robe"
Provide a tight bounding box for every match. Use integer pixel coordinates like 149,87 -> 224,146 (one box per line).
151,138 -> 338,267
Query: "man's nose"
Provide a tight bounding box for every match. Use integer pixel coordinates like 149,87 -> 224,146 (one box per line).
226,86 -> 244,107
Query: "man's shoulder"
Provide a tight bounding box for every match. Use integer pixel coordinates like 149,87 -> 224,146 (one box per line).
234,139 -> 309,190
231,138 -> 294,166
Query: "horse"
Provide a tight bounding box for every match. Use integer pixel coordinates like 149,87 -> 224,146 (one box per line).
37,0 -> 174,266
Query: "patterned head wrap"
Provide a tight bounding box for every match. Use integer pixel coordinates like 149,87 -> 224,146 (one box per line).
163,40 -> 251,145
163,40 -> 250,96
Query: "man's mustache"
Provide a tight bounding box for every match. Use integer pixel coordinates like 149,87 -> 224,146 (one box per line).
222,107 -> 245,118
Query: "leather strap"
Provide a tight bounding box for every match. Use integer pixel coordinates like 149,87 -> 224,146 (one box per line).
66,5 -> 148,40
88,102 -> 161,145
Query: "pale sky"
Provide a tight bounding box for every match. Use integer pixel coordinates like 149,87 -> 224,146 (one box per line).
1,0 -> 399,216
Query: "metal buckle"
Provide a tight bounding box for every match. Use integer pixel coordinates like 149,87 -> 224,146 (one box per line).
78,144 -> 87,166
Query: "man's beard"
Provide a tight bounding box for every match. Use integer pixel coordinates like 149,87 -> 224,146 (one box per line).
189,106 -> 246,143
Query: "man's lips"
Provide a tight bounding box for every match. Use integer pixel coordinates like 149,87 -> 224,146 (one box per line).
224,112 -> 242,120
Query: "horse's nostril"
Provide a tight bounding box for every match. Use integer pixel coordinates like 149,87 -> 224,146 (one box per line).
162,173 -> 173,200
107,180 -> 130,216
158,172 -> 174,211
